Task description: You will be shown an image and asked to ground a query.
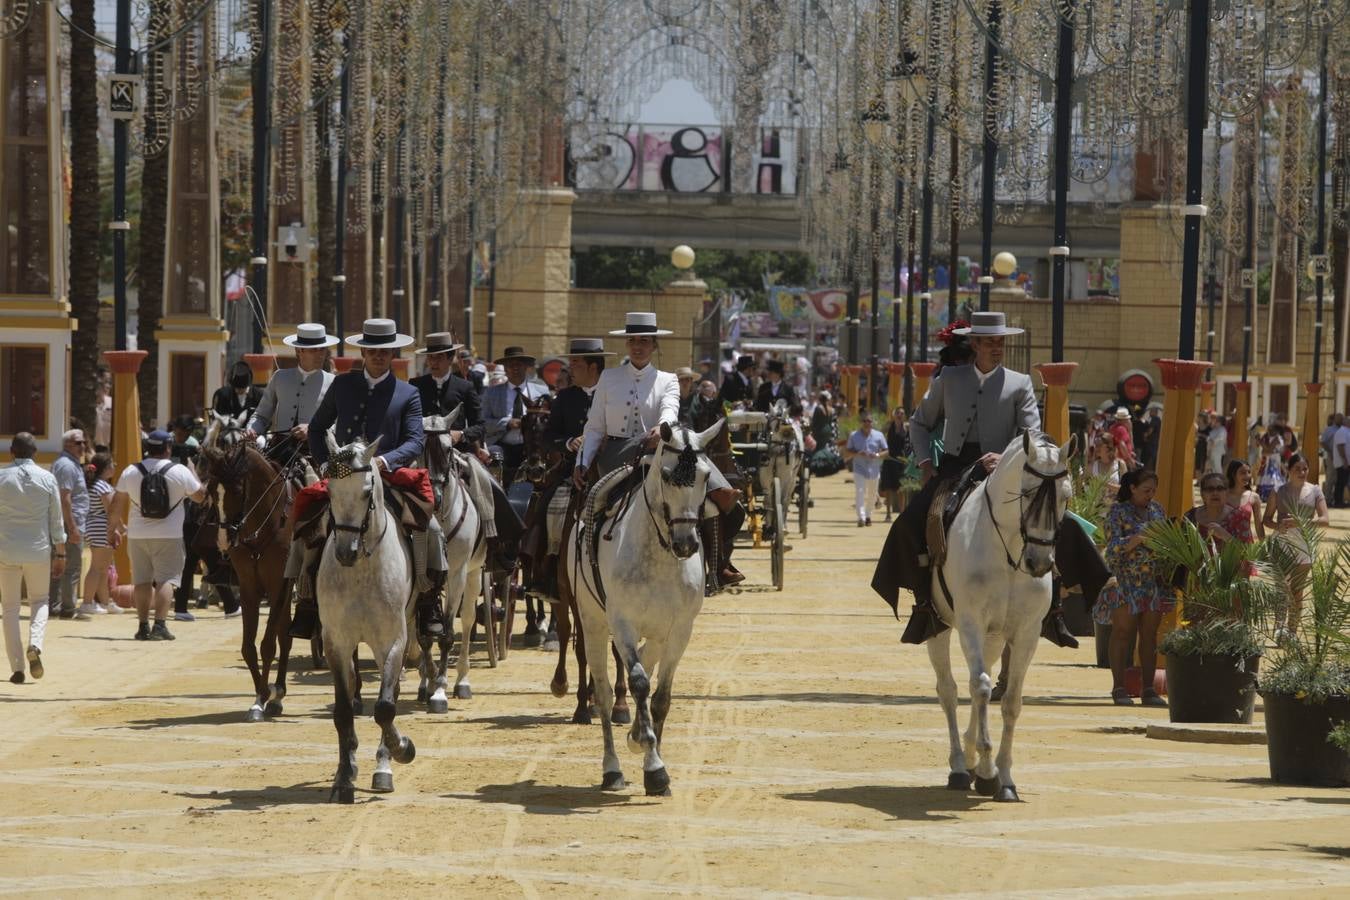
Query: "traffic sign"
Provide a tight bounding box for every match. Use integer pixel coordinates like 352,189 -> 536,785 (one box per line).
108,74 -> 141,120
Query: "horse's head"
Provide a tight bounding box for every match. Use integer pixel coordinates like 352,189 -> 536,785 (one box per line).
324,432 -> 384,567
1011,430 -> 1077,578
518,398 -> 554,486
650,419 -> 724,560
205,410 -> 248,450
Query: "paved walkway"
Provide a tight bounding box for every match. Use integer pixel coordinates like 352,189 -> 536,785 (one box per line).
0,473 -> 1346,897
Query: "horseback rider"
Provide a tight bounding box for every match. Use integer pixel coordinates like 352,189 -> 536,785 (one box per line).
213,360 -> 265,420
287,318 -> 449,642
720,355 -> 756,406
753,359 -> 798,413
572,312 -> 744,590
482,346 -> 551,487
409,333 -> 485,454
245,323 -> 338,463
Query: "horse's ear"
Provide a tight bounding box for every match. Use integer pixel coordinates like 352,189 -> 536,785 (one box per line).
659,421 -> 673,444
446,403 -> 462,425
325,429 -> 340,457
234,410 -> 248,428
362,436 -> 383,464
1061,433 -> 1078,460
695,417 -> 726,450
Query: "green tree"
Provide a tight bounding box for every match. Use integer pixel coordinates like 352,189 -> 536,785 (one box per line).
572,247 -> 815,310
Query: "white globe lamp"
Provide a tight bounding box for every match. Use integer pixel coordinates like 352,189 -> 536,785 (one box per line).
992,251 -> 1017,279
671,245 -> 696,271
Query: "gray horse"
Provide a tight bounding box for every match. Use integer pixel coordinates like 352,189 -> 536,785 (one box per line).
317,435 -> 416,803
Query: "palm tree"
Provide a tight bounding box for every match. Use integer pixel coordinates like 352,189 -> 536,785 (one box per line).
67,0 -> 101,431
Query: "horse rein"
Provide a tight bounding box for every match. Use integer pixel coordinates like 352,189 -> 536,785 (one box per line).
641,440 -> 707,554
324,452 -> 387,559
984,458 -> 1068,573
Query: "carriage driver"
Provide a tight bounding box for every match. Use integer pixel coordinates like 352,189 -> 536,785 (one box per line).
572,312 -> 745,590
286,318 -> 450,642
245,323 -> 338,461
870,312 -> 1041,644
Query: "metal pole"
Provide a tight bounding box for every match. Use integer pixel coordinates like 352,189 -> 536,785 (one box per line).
1311,29 -> 1329,385
919,104 -> 936,361
333,33 -> 350,344
485,228 -> 498,360
891,176 -> 903,362
978,0 -> 1000,313
112,0 -> 131,350
462,44 -> 481,350
391,135 -> 406,333
870,193 -> 881,411
1049,0 -> 1073,363
904,205 -> 917,408
1241,148 -> 1254,383
1177,0 -> 1212,360
249,0 -> 273,354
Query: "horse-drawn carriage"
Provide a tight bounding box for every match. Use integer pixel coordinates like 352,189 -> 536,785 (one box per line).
726,406 -> 808,590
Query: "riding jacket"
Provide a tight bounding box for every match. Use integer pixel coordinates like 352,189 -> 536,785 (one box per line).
308,369 -> 425,471
908,364 -> 1040,466
578,361 -> 680,471
249,366 -> 334,436
410,371 -> 485,446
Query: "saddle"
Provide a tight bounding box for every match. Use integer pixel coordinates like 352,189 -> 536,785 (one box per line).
924,462 -> 989,573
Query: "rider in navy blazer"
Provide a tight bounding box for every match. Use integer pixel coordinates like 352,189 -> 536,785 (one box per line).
308,370 -> 425,471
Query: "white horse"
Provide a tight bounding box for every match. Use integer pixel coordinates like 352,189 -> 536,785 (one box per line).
758,402 -> 803,528
565,420 -> 723,795
317,435 -> 417,803
418,412 -> 490,710
927,430 -> 1075,802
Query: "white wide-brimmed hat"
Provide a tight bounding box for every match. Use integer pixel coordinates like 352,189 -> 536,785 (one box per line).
951,310 -> 1024,337
610,311 -> 672,337
345,318 -> 414,349
283,322 -> 340,349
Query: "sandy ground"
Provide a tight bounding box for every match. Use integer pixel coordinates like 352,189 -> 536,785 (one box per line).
2,472 -> 1348,899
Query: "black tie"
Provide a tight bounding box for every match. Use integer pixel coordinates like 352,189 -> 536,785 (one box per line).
512,386 -> 524,418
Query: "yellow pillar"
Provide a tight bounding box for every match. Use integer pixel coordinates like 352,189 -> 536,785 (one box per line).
1302,382 -> 1322,483
1232,381 -> 1252,462
886,362 -> 905,413
909,362 -> 937,408
1154,358 -> 1211,517
103,350 -> 148,582
1034,362 -> 1079,445
1199,380 -> 1215,415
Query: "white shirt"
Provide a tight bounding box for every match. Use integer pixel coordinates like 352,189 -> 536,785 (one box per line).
1335,425 -> 1350,466
579,362 -> 680,468
974,365 -> 996,388
0,459 -> 65,564
1207,424 -> 1228,454
115,456 -> 203,540
365,369 -> 391,390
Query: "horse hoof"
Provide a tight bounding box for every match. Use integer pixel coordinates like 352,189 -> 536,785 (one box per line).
427,697 -> 448,714
643,767 -> 671,797
990,683 -> 1007,702
549,679 -> 568,699
312,653 -> 325,669
332,784 -> 355,804
246,706 -> 264,723
612,704 -> 632,725
570,708 -> 592,725
370,772 -> 394,793
995,785 -> 1020,803
601,771 -> 626,791
416,686 -> 427,702
973,772 -> 999,797
454,684 -> 472,700
393,737 -> 415,764
946,771 -> 973,791
523,632 -> 543,648
264,700 -> 284,718
542,633 -> 560,652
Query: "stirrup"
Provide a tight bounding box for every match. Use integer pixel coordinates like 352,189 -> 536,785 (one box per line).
900,601 -> 949,645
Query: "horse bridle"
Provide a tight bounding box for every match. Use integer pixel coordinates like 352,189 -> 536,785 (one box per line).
325,451 -> 385,558
640,440 -> 708,554
985,456 -> 1068,572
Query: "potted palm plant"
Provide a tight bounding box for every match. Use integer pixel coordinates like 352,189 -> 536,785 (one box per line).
1145,518 -> 1272,724
1259,517 -> 1350,786
1068,472 -> 1114,664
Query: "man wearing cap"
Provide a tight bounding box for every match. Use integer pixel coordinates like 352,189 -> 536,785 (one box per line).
482,346 -> 550,486
871,311 -> 1040,644
410,333 -> 484,451
290,318 -> 447,640
246,323 -> 338,460
675,366 -> 698,423
720,355 -> 757,406
213,360 -> 265,419
753,359 -> 798,413
574,313 -> 745,590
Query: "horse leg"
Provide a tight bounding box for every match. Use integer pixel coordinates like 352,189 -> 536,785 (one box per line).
270,574 -> 294,716
959,624 -> 1001,796
644,619 -> 695,796
238,592 -> 267,723
577,601 -> 622,789
926,629 -> 970,790
550,599 -> 571,698
993,635 -> 1038,803
617,630 -> 667,797
610,641 -> 631,725
371,637 -> 415,794
628,638 -> 664,751
453,566 -> 478,700
543,601 -> 560,652
325,643 -> 358,804
350,649 -> 364,716
570,597 -> 591,724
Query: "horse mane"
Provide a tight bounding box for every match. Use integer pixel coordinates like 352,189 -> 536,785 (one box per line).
668,428 -> 699,487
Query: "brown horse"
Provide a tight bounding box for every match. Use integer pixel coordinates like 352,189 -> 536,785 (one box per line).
200,442 -> 298,722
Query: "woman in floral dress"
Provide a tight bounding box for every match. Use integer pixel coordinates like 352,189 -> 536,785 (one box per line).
1096,469 -> 1170,707
1261,453 -> 1329,641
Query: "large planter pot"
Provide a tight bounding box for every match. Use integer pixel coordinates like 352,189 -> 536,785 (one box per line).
1164,652 -> 1260,724
1094,623 -> 1111,669
1062,587 -> 1094,638
1260,691 -> 1350,787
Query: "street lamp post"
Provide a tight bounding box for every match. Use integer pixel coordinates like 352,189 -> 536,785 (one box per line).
1049,0 -> 1074,363
978,0 -> 1001,313
1177,0 -> 1213,360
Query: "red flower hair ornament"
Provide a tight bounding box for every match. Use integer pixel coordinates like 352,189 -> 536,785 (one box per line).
936,319 -> 971,346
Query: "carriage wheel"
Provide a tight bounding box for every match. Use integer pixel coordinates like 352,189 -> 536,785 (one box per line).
497,571 -> 516,662
797,467 -> 810,538
771,477 -> 785,591
482,570 -> 498,668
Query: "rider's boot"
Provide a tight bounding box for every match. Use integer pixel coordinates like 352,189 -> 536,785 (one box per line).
289,595 -> 318,640
714,494 -> 746,588
416,573 -> 447,640
1040,586 -> 1080,649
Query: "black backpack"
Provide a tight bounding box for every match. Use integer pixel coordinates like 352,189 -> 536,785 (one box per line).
135,460 -> 181,519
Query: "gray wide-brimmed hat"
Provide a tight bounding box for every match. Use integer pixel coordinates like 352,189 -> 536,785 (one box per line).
565,337 -> 616,357
283,323 -> 340,349
495,345 -> 536,365
415,332 -> 464,356
345,318 -> 414,349
951,310 -> 1024,337
610,311 -> 673,337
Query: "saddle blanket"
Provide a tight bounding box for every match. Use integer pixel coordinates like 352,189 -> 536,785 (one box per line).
546,483 -> 572,556
292,467 -> 436,542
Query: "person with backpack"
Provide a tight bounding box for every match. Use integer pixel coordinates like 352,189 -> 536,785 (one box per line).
113,430 -> 207,641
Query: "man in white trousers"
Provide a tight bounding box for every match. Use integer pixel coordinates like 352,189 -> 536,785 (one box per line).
846,414 -> 889,527
0,432 -> 67,683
